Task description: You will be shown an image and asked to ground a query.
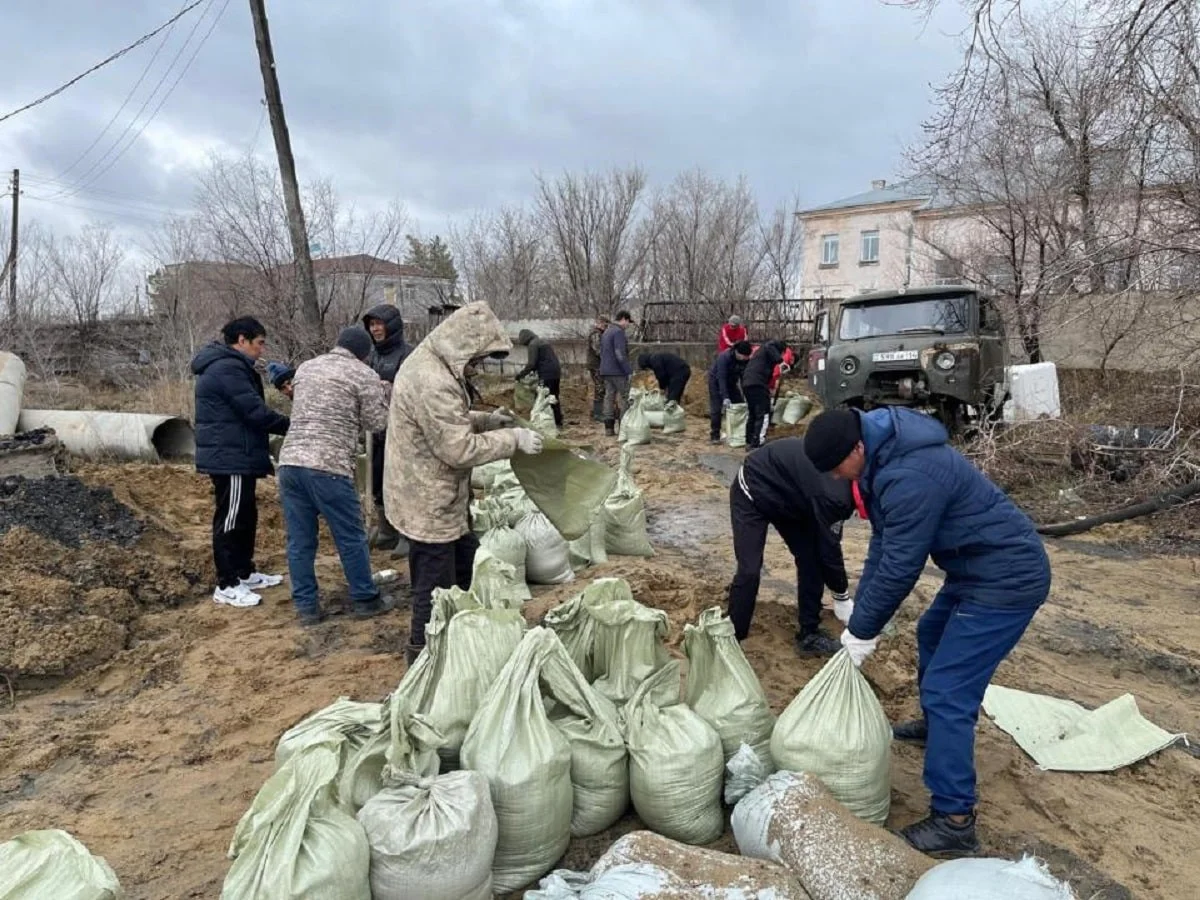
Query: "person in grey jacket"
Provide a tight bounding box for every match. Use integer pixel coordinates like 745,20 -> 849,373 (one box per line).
598,310 -> 634,436
515,329 -> 563,428
362,304 -> 411,556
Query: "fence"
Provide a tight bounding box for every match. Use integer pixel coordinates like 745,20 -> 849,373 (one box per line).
640,298 -> 824,344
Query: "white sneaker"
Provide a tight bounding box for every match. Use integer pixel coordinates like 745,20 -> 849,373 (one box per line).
241,572 -> 284,590
214,584 -> 262,608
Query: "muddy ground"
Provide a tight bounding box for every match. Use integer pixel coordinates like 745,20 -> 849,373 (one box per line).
0,377 -> 1197,899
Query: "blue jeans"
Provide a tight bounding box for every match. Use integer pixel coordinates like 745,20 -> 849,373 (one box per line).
278,465 -> 376,616
917,585 -> 1043,815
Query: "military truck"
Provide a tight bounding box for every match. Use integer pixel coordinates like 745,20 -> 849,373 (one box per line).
808,285 -> 1009,431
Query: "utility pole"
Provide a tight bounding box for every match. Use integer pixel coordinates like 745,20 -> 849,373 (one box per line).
246,0 -> 321,350
7,169 -> 17,321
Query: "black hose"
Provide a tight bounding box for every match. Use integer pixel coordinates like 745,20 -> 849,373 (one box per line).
1037,479 -> 1200,537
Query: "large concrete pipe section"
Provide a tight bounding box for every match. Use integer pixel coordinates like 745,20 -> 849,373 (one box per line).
16,409 -> 195,462
0,352 -> 26,436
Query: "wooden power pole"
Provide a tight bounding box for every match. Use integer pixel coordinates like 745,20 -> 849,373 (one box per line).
7,169 -> 17,321
246,0 -> 322,349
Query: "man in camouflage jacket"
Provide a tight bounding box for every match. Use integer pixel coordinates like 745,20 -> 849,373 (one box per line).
586,315 -> 609,420
384,302 -> 545,663
278,326 -> 396,625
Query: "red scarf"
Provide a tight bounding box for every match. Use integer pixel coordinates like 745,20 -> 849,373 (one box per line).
852,480 -> 868,520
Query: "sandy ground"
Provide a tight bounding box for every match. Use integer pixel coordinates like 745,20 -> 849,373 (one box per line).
1,381 -> 1198,899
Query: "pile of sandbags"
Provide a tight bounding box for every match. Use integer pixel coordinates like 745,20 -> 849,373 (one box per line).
772,392 -> 813,426
0,829 -> 123,899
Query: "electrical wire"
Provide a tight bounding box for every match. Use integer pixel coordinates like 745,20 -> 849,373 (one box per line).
23,193 -> 168,226
21,172 -> 177,214
0,1 -> 206,126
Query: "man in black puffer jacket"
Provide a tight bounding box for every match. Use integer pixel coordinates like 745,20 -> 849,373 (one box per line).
515,328 -> 563,428
741,340 -> 789,449
637,351 -> 692,404
192,316 -> 290,609
363,303 -> 411,554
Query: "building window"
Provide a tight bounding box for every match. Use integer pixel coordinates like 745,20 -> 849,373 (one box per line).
820,234 -> 839,267
934,257 -> 964,285
860,230 -> 880,264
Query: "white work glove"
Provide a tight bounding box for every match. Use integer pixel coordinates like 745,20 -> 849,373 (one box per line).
722,398 -> 731,410
485,409 -> 516,429
514,428 -> 544,455
778,363 -> 792,376
840,628 -> 877,668
832,591 -> 854,624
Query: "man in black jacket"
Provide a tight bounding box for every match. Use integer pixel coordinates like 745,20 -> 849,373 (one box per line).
707,340 -> 752,443
727,436 -> 854,656
636,351 -> 692,405
515,328 -> 563,428
742,340 -> 789,449
363,304 -> 411,554
192,316 -> 290,609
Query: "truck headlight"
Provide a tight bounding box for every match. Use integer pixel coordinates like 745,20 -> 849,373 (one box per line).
934,351 -> 956,371
840,356 -> 858,376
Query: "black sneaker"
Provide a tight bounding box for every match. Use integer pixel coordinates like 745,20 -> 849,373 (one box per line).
297,609 -> 327,627
795,630 -> 841,657
893,718 -> 929,744
896,812 -> 980,858
351,592 -> 398,619
709,437 -> 721,444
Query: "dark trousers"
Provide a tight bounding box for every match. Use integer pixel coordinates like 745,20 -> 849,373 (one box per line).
589,367 -> 604,402
708,377 -> 743,440
744,385 -> 772,448
370,431 -> 387,507
407,531 -> 480,647
210,474 -> 259,589
918,585 -> 1042,814
726,481 -> 847,640
544,376 -> 564,428
664,370 -> 691,405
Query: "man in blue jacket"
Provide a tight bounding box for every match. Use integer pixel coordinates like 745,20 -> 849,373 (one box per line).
804,406 -> 1050,857
598,310 -> 634,436
192,317 -> 291,609
707,340 -> 752,443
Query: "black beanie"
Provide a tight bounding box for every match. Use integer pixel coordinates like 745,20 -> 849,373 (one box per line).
804,408 -> 862,472
336,326 -> 373,361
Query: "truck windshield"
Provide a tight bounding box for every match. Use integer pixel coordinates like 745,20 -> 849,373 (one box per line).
838,295 -> 970,340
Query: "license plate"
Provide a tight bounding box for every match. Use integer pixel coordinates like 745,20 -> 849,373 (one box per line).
872,350 -> 919,363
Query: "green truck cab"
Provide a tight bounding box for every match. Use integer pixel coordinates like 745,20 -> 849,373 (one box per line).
809,285 -> 1009,430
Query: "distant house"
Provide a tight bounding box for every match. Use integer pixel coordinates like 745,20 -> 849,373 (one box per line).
309,254 -> 456,330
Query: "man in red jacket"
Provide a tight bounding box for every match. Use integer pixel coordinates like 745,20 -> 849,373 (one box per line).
718,315 -> 748,352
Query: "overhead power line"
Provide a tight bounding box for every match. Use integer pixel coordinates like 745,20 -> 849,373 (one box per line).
0,0 -> 206,126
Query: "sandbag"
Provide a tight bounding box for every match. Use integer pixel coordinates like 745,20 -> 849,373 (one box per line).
782,393 -> 813,425
567,509 -> 608,570
479,521 -> 528,583
602,446 -> 654,557
515,375 -> 538,410
644,409 -> 666,428
0,829 -> 123,900
586,578 -> 670,707
637,389 -> 666,412
725,741 -> 772,806
511,428 -> 619,541
905,857 -> 1078,900
471,458 -> 513,492
515,511 -> 576,584
275,698 -> 389,815
530,385 -> 560,439
543,587 -> 601,681
733,771 -> 932,900
771,394 -> 790,426
770,649 -> 892,824
391,588 -> 525,765
223,742 -> 371,900
461,628 -> 575,894
722,402 -> 748,448
624,661 -> 725,844
470,547 -> 530,605
618,393 -> 652,446
528,830 -> 811,899
662,400 -> 686,434
0,351 -> 26,437
684,607 -> 775,768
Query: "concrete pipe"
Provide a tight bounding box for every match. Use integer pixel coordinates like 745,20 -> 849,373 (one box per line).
0,351 -> 26,436
16,409 -> 195,462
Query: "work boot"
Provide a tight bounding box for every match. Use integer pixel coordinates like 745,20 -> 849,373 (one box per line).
390,535 -> 411,560
351,592 -> 398,619
794,629 -> 841,657
404,642 -> 425,666
709,437 -> 722,445
893,718 -> 929,744
896,812 -> 980,858
370,512 -> 400,550
297,608 -> 327,627
604,419 -> 616,437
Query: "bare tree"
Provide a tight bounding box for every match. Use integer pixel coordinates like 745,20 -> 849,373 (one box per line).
450,206 -> 551,317
46,224 -> 126,329
759,194 -> 805,299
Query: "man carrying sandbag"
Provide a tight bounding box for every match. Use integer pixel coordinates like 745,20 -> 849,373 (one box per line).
707,340 -> 752,444
804,407 -> 1051,857
384,302 -> 546,665
636,351 -> 691,405
741,340 -> 791,449
514,328 -> 563,429
726,437 -> 855,656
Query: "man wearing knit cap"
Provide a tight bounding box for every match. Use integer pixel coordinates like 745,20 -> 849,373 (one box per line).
266,361 -> 296,398
277,326 -> 397,626
804,406 -> 1051,857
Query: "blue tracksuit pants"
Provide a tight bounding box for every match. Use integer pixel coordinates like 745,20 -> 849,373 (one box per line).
917,585 -> 1044,815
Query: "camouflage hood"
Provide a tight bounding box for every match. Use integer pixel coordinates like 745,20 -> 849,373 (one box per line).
425,303 -> 513,379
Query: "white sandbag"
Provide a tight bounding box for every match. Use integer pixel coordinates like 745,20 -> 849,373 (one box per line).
544,587 -> 601,680
470,547 -> 530,605
905,857 -> 1078,900
636,388 -> 666,412
516,511 -> 576,584
461,628 -> 575,894
732,771 -> 932,900
770,649 -> 892,825
531,385 -> 560,439
771,394 -> 789,426
644,409 -> 666,428
725,741 -> 772,806
603,446 -> 654,557
684,607 -> 775,769
723,402 -> 748,448
782,393 -> 812,425
223,742 -> 371,900
480,521 -> 528,582
624,661 -> 725,844
0,829 -> 123,900
662,400 -> 686,433
471,458 -> 513,491
567,509 -> 608,570
618,393 -> 652,446
586,578 -> 670,707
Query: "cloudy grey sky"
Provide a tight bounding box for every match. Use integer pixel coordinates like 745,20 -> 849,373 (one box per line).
0,0 -> 968,252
